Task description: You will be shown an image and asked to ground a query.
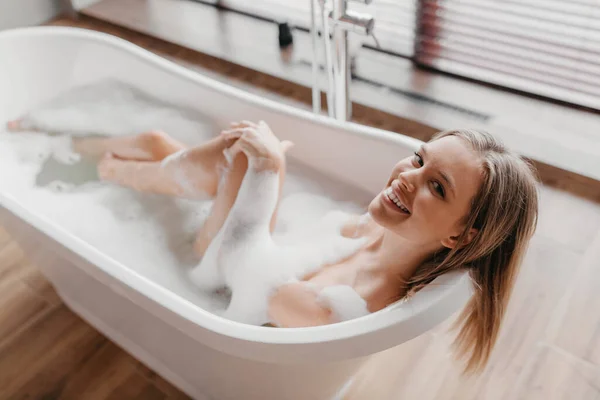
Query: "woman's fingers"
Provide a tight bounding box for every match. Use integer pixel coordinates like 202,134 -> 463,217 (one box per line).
221,127 -> 256,135
230,120 -> 259,129
242,120 -> 259,128
220,128 -> 249,141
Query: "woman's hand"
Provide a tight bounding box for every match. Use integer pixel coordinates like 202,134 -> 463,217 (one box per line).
220,120 -> 293,172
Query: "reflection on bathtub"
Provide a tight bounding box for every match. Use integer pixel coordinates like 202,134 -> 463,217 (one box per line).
0,80 -> 366,320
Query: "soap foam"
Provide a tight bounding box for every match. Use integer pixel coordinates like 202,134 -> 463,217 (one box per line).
0,80 -> 368,314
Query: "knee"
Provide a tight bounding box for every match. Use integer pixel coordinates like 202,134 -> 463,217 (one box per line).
138,130 -> 169,151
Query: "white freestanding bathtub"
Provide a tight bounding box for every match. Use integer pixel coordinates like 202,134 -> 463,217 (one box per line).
0,27 -> 472,400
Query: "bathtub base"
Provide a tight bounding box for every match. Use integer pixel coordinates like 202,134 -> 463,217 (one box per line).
59,291 -> 206,399
56,273 -> 362,400
1,207 -> 364,400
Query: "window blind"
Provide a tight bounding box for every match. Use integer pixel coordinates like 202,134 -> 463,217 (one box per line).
198,0 -> 600,109
415,0 -> 600,109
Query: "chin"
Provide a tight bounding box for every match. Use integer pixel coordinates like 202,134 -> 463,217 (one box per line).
368,192 -> 412,235
368,194 -> 393,229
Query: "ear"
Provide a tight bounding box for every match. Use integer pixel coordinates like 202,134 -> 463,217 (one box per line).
441,228 -> 478,249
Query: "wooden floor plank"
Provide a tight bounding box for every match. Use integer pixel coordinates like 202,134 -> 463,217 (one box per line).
536,186 -> 600,253
20,268 -> 64,306
0,306 -> 106,399
0,280 -> 53,351
513,344 -> 600,400
57,341 -> 146,400
545,228 -> 600,365
0,241 -> 35,285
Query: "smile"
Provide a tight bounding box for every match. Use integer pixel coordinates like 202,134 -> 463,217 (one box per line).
384,187 -> 410,214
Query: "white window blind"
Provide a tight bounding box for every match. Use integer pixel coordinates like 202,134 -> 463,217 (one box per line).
415,0 -> 600,109
204,0 -> 418,57
199,0 -> 600,109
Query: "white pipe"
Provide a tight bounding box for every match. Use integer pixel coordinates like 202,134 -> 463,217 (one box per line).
332,0 -> 350,121
310,0 -> 321,114
320,0 -> 336,118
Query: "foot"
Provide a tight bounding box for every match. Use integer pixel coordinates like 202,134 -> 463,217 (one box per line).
97,151 -> 213,199
6,119 -> 23,132
97,153 -> 123,182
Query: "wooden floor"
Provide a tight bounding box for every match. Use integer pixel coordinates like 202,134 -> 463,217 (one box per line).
0,14 -> 599,400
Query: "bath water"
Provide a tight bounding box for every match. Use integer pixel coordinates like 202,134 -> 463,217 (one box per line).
0,80 -> 370,316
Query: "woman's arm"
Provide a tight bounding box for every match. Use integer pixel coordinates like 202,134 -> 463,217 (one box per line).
268,282 -> 371,327
268,283 -> 333,327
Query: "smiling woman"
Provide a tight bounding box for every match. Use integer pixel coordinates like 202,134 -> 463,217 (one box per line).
263,128 -> 540,373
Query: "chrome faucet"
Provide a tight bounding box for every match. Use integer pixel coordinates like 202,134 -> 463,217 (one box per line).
310,0 -> 375,121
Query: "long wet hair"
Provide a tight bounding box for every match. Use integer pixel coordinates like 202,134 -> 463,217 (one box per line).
405,129 -> 539,373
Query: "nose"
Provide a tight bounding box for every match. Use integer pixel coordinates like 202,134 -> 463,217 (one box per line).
397,171 -> 416,192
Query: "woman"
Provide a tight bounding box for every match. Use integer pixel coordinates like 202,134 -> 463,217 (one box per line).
8,119 -> 539,372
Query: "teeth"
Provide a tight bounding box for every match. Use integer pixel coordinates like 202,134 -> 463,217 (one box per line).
385,188 -> 410,214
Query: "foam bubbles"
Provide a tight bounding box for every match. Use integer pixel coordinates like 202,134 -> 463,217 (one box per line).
0,80 -> 369,315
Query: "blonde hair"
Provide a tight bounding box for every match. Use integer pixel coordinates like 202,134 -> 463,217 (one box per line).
406,129 -> 539,373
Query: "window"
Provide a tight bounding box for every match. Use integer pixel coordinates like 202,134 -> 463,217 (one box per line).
200,0 -> 600,110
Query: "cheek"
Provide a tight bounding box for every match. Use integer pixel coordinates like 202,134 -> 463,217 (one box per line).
412,194 -> 453,233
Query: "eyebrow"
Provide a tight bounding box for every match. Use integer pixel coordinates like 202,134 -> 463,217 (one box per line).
420,146 -> 456,196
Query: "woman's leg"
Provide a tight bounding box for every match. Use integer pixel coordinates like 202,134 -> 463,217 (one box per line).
9,117 -> 286,256
7,118 -> 186,162
96,129 -> 286,256
192,151 -> 287,256
98,133 -> 232,198
72,131 -> 185,162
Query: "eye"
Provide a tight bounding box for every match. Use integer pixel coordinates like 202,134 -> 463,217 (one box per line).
413,152 -> 424,167
432,181 -> 445,198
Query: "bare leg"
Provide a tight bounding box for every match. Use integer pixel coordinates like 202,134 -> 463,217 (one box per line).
7,118 -> 185,162
98,134 -> 230,197
73,131 -> 185,161
193,151 -> 287,255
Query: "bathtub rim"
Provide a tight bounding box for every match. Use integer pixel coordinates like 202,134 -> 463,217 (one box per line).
0,26 -> 471,351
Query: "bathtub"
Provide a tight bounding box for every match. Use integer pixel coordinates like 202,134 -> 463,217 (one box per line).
0,27 -> 472,400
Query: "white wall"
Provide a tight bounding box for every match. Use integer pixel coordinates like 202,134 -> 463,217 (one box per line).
0,0 -> 64,30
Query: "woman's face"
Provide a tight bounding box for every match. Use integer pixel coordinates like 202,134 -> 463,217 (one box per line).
368,135 -> 483,248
